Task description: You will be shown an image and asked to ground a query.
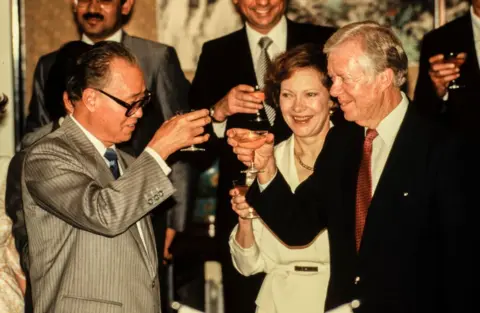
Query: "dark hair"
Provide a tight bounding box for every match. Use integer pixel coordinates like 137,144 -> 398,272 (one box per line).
0,93 -> 7,122
44,41 -> 92,120
66,41 -> 138,102
264,43 -> 331,107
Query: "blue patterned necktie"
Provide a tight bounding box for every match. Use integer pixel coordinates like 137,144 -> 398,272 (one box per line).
104,148 -> 120,179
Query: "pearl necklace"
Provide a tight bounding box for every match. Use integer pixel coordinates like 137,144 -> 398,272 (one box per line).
295,153 -> 314,171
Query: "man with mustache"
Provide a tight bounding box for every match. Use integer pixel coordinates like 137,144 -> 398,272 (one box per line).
26,1 -> 193,311
189,1 -> 335,313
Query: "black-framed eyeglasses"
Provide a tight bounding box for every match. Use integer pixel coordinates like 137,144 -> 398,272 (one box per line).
95,88 -> 152,117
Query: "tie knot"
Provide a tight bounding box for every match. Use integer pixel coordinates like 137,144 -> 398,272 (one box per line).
104,148 -> 118,162
258,36 -> 273,50
365,129 -> 378,143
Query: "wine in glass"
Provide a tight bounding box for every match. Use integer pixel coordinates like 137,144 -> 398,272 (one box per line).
238,130 -> 268,174
176,109 -> 206,152
232,177 -> 258,219
444,52 -> 467,90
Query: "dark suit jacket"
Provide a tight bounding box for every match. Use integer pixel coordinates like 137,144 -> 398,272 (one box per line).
248,103 -> 472,313
414,13 -> 480,135
189,19 -> 336,246
25,33 -> 194,262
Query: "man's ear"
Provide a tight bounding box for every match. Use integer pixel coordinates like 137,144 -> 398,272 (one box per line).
63,92 -> 75,115
121,0 -> 134,16
377,68 -> 395,91
82,88 -> 97,113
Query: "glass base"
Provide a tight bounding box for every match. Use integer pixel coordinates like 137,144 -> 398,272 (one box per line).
448,84 -> 463,90
241,168 -> 263,174
242,209 -> 258,219
181,145 -> 205,152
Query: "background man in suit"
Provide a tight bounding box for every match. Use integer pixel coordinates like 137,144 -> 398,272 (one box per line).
229,21 -> 471,313
414,0 -> 480,135
22,42 -> 210,313
189,1 -> 335,311
26,1 -> 194,309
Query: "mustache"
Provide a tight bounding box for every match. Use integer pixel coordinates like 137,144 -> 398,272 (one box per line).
82,13 -> 104,20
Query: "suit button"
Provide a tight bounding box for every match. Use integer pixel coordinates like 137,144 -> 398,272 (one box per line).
154,194 -> 160,201
351,299 -> 361,309
152,280 -> 155,288
148,199 -> 154,205
159,191 -> 163,197
354,276 -> 360,284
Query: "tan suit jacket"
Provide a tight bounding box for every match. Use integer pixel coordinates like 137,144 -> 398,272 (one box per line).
21,116 -> 175,313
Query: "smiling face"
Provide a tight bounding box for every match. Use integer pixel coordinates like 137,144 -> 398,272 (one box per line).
233,0 -> 286,34
279,67 -> 332,139
74,0 -> 133,42
327,40 -> 384,127
90,58 -> 145,146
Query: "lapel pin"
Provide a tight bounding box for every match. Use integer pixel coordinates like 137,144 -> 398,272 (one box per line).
403,192 -> 409,197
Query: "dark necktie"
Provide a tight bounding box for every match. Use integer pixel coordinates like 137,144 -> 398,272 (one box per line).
355,129 -> 378,252
256,36 -> 276,126
104,148 -> 120,179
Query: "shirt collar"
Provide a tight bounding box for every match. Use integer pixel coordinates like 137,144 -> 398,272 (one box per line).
373,91 -> 409,148
246,15 -> 287,54
470,6 -> 480,41
81,29 -> 123,45
70,114 -> 116,158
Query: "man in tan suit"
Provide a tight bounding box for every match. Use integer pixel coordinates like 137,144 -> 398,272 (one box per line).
21,41 -> 210,313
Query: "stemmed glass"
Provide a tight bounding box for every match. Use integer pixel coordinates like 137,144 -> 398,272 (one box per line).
232,175 -> 258,219
176,109 -> 206,152
239,130 -> 268,174
251,85 -> 270,127
445,52 -> 467,90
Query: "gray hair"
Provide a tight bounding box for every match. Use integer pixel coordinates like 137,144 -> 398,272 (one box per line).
324,21 -> 408,87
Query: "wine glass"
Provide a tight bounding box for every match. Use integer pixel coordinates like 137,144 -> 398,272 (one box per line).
176,109 -> 206,152
239,130 -> 268,174
232,176 -> 258,219
251,85 -> 269,126
444,52 -> 467,90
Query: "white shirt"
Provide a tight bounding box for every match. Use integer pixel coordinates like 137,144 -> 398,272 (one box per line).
70,115 -> 172,253
212,16 -> 288,138
81,28 -> 123,44
370,92 -> 408,194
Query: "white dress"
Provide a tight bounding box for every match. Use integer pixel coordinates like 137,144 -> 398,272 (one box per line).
0,156 -> 25,313
229,135 -> 330,313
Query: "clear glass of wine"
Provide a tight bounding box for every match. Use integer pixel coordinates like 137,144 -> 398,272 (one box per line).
251,85 -> 268,125
239,130 -> 268,175
175,109 -> 206,152
445,52 -> 467,90
232,176 -> 258,219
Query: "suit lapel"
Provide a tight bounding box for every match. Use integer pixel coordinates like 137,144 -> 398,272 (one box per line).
457,14 -> 480,85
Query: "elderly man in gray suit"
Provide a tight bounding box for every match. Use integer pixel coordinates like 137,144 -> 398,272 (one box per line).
22,42 -> 210,313
26,0 -> 192,285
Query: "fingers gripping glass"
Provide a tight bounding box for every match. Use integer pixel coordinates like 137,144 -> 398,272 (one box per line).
95,88 -> 152,117
176,109 -> 206,152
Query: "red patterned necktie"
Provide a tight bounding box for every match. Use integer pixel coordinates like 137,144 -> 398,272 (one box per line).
355,129 -> 378,252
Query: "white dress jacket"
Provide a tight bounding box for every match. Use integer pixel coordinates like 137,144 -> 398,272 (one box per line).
229,135 -> 330,313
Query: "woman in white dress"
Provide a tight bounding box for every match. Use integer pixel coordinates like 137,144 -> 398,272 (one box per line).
0,94 -> 26,313
228,44 -> 337,313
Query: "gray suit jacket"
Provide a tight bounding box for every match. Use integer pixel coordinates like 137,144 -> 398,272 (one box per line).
22,116 -> 176,313
26,33 -> 192,233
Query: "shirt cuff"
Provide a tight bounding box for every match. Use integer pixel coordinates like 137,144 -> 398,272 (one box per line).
145,147 -> 172,176
212,120 -> 227,138
258,169 -> 278,191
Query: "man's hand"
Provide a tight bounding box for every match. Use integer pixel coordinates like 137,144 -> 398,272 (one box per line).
226,128 -> 277,184
211,85 -> 264,122
428,53 -> 463,98
163,228 -> 176,265
147,109 -> 211,160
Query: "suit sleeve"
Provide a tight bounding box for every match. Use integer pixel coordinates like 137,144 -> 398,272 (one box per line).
434,135 -> 473,312
413,33 -> 445,115
26,57 -> 52,133
24,142 -> 176,237
5,151 -> 29,273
